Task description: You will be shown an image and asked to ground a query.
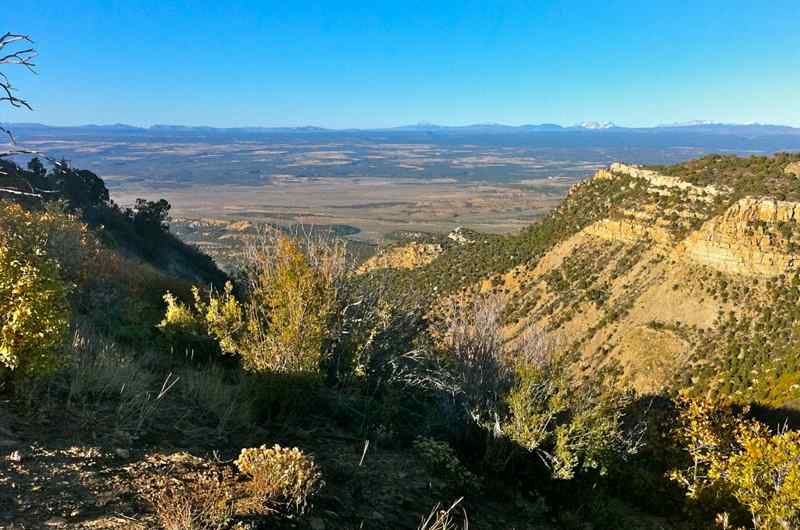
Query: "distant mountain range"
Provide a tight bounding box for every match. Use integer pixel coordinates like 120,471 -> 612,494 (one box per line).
3,121 -> 800,136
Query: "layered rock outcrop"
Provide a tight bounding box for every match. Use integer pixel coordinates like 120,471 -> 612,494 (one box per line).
681,197 -> 800,275
585,164 -> 800,276
357,242 -> 443,273
584,218 -> 673,245
596,162 -> 727,202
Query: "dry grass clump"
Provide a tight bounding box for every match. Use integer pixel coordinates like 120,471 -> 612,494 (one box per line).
148,471 -> 234,530
235,444 -> 323,514
418,498 -> 468,530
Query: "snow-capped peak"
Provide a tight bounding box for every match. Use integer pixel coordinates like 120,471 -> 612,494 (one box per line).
576,121 -> 616,129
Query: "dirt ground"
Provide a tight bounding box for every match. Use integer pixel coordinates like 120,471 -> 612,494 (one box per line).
0,400 -> 548,530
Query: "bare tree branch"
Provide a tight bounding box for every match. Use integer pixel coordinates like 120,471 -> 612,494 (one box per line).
0,31 -> 67,200
0,186 -> 46,198
0,31 -> 42,195
0,124 -> 15,144
0,33 -> 36,112
0,33 -> 37,67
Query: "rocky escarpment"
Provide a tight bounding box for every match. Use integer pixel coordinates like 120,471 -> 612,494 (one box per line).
357,241 -> 443,273
597,162 -> 727,201
785,161 -> 800,177
429,155 -> 800,402
580,163 -> 722,246
584,215 -> 673,245
584,164 -> 800,277
681,197 -> 800,276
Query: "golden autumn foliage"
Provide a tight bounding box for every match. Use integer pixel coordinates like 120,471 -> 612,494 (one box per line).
669,394 -> 748,501
722,428 -> 800,529
158,282 -> 244,358
238,232 -> 345,374
195,282 -> 244,355
159,291 -> 204,338
160,229 -> 348,375
0,201 -> 71,379
671,394 -> 800,529
235,444 -> 322,514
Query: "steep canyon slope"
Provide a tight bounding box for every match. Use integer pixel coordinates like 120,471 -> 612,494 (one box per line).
365,153 -> 800,407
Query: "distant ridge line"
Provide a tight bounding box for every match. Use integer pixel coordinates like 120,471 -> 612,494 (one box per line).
2,121 -> 800,135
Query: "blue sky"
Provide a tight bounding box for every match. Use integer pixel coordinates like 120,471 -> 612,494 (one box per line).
3,0 -> 799,128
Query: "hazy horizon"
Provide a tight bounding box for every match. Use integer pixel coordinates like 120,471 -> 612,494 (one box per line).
4,119 -> 800,131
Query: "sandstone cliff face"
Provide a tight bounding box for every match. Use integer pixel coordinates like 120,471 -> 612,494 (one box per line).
506,165 -> 800,390
584,218 -> 673,245
681,198 -> 800,276
585,164 -> 800,276
357,242 -> 443,273
596,162 -> 726,202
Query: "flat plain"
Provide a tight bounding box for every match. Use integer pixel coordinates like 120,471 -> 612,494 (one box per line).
11,124 -> 800,267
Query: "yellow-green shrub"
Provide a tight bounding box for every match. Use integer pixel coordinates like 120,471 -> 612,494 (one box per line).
669,394 -> 746,502
164,231 -> 348,375
194,282 -> 244,355
0,201 -> 71,379
239,233 -> 343,374
671,395 -> 800,529
503,348 -> 636,480
159,291 -> 204,338
158,282 -> 244,358
234,444 -> 322,514
721,428 -> 800,529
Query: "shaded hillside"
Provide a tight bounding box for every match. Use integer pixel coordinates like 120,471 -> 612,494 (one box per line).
0,158 -> 225,286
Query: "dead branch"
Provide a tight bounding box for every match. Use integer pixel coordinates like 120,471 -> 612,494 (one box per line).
0,33 -> 37,70
0,31 -> 46,194
0,33 -> 36,112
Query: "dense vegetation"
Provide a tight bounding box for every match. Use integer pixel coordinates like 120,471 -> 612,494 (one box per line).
1,158 -> 224,285
652,152 -> 800,201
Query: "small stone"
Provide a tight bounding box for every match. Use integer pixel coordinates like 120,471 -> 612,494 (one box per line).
309,517 -> 326,530
114,448 -> 130,459
45,516 -> 67,526
7,450 -> 23,462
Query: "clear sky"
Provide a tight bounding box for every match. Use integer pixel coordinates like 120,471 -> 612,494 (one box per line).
3,0 -> 799,128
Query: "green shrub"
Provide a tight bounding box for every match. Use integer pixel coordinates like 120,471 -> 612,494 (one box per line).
0,201 -> 71,380
158,280 -> 246,359
157,291 -> 207,352
237,232 -> 345,374
413,436 -> 480,491
503,345 -> 638,480
721,428 -> 800,529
